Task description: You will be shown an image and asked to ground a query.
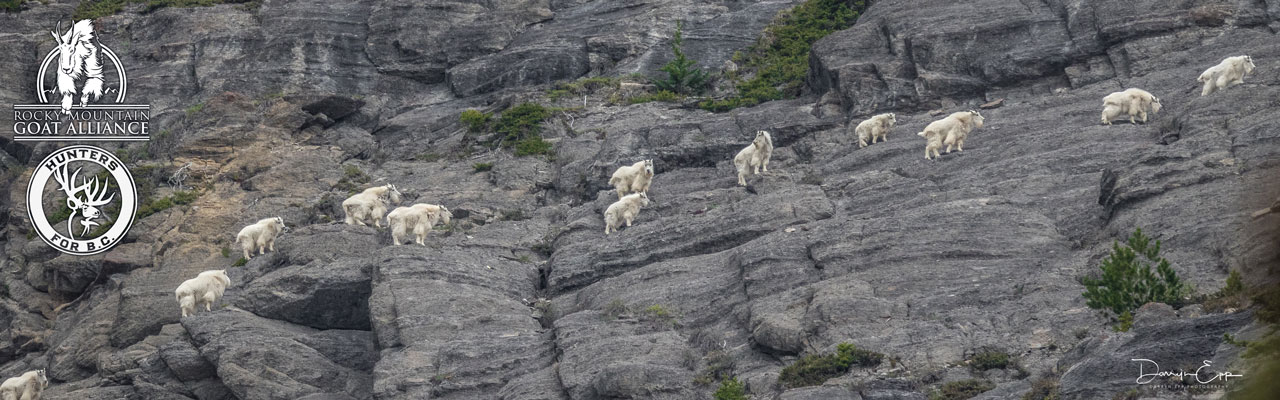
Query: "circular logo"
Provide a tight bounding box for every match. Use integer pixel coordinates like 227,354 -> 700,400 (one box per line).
27,145 -> 137,256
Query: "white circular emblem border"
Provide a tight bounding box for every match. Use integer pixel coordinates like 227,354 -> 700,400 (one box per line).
27,145 -> 138,256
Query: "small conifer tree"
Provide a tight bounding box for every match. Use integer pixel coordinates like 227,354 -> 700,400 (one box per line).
1082,228 -> 1189,319
654,21 -> 708,95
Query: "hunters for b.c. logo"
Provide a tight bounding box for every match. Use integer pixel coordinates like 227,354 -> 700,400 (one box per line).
27,145 -> 138,256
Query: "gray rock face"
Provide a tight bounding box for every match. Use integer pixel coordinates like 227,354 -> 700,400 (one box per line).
235,258 -> 372,330
182,310 -> 374,400
0,0 -> 1277,399
811,0 -> 1280,116
1057,311 -> 1254,399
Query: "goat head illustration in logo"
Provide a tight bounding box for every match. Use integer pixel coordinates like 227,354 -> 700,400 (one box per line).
27,145 -> 137,256
53,164 -> 115,237
35,19 -> 127,114
50,20 -> 106,114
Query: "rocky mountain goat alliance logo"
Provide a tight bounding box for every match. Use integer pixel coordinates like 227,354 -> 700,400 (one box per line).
16,20 -> 151,256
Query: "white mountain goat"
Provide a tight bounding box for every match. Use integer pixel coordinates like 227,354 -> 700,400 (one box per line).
917,110 -> 984,159
941,110 -> 984,153
175,270 -> 230,318
342,184 -> 402,228
1198,55 -> 1255,96
733,130 -> 774,186
51,20 -> 105,114
0,369 -> 48,400
608,159 -> 655,199
1101,88 -> 1161,125
387,203 -> 453,246
604,192 -> 651,235
853,113 -> 896,148
235,217 -> 286,260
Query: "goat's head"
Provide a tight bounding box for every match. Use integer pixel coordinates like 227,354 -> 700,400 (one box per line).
51,21 -> 92,76
438,206 -> 453,225
385,184 -> 402,204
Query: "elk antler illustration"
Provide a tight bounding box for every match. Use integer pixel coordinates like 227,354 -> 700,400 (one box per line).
53,165 -> 114,237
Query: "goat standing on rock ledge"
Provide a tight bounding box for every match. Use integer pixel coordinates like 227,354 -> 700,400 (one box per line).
175,270 -> 230,318
853,113 -> 896,148
387,203 -> 453,246
0,369 -> 48,400
343,184 -> 402,228
235,216 -> 286,260
918,110 -> 984,160
609,159 -> 655,199
1198,55 -> 1255,96
1101,88 -> 1161,125
604,192 -> 651,235
734,130 -> 773,186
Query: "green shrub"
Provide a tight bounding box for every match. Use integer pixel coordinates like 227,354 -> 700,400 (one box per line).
1081,228 -> 1189,323
643,305 -> 673,320
472,162 -> 493,172
713,377 -> 748,400
1217,269 -> 1243,298
1110,389 -> 1139,400
185,103 -> 204,115
1,0 -> 23,13
968,349 -> 1011,371
513,137 -> 554,157
931,379 -> 995,400
335,165 -> 371,193
416,152 -> 442,162
232,257 -> 247,267
602,299 -> 629,320
74,0 -> 255,20
548,76 -> 619,100
499,209 -> 528,221
138,190 -> 199,219
626,90 -> 683,105
1232,317 -> 1280,400
701,0 -> 865,112
220,247 -> 231,258
778,343 -> 884,388
1112,310 -> 1134,332
653,22 -> 708,95
1223,333 -> 1251,348
1022,378 -> 1060,400
495,103 -> 551,145
695,350 -> 736,385
459,109 -> 491,133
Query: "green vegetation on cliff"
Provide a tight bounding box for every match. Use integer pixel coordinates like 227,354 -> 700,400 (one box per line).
74,0 -> 258,21
701,0 -> 866,112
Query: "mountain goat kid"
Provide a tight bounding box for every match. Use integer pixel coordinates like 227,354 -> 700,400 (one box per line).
235,217 -> 286,260
853,113 -> 896,148
175,270 -> 231,317
343,184 -> 402,228
1101,88 -> 1161,125
733,130 -> 774,186
609,159 -> 655,199
387,203 -> 453,246
604,192 -> 651,235
1198,55 -> 1255,96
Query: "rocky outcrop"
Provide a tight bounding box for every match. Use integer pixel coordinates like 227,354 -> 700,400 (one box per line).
0,0 -> 1277,399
